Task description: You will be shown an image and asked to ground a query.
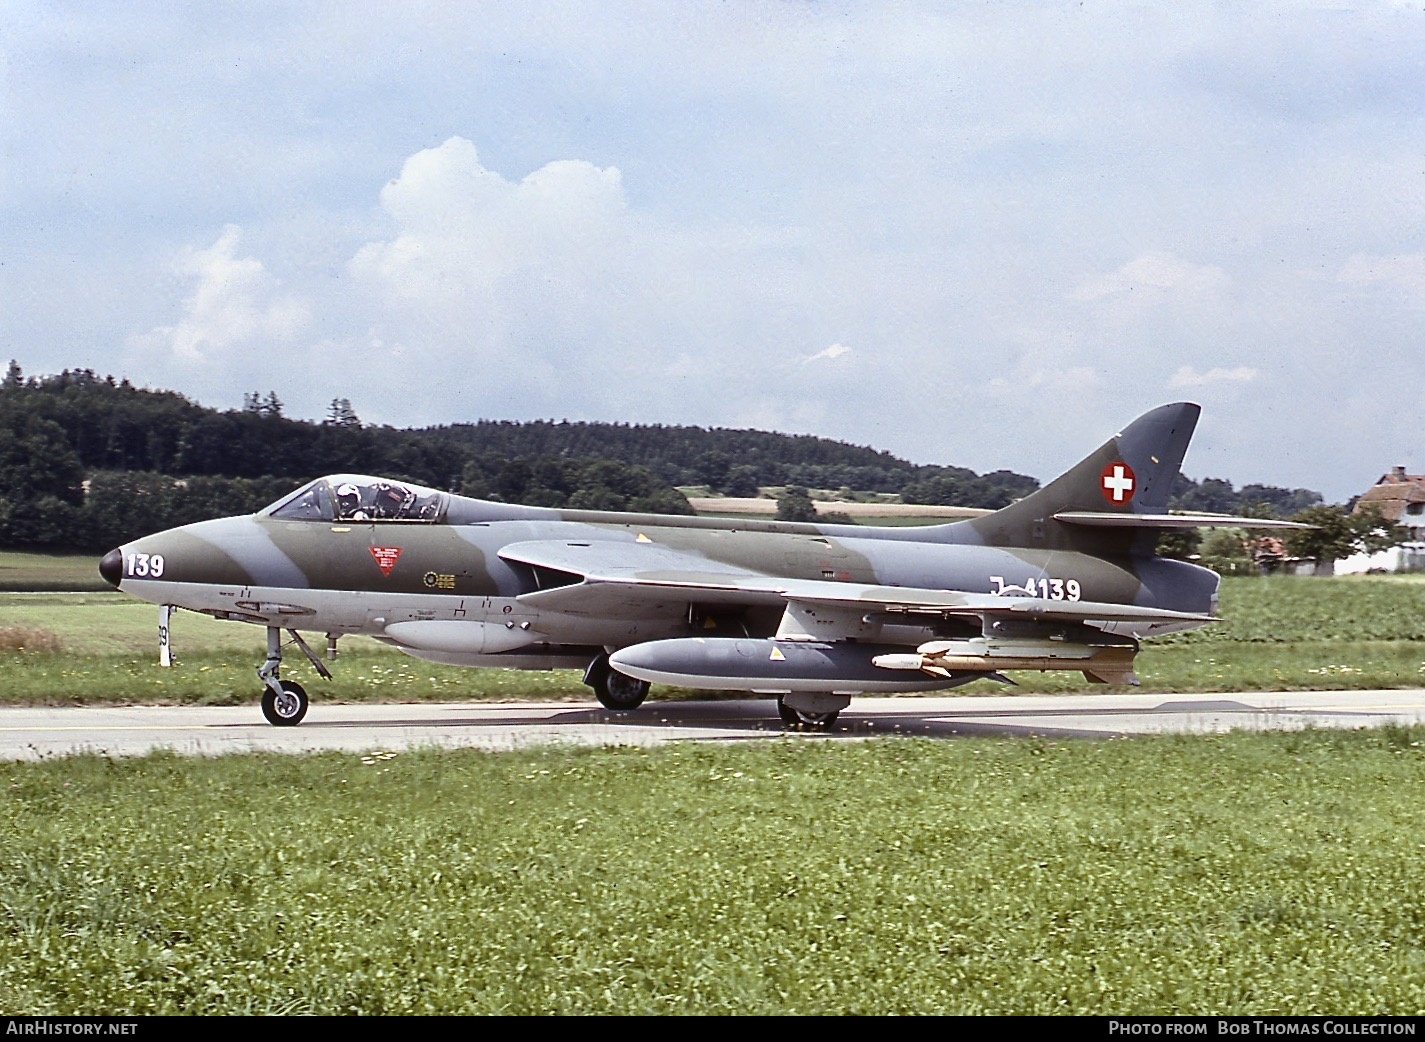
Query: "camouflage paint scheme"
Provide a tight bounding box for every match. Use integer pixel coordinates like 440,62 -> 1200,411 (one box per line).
100,403 -> 1298,726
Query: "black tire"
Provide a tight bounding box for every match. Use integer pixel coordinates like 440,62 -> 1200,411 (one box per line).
595,668 -> 650,711
261,680 -> 309,726
777,696 -> 838,732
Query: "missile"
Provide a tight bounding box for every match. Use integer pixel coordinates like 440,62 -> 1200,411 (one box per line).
609,637 -> 971,694
872,638 -> 1140,686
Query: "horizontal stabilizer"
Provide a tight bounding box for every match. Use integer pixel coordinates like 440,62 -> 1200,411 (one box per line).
1054,511 -> 1312,530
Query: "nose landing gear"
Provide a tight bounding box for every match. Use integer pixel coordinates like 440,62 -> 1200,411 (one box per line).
258,627 -> 330,726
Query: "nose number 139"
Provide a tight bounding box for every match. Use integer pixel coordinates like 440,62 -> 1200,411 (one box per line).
124,553 -> 165,578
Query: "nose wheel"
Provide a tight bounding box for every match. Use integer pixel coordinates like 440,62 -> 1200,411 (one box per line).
261,680 -> 309,726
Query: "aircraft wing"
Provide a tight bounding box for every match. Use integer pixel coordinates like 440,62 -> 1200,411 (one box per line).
778,585 -> 1214,625
500,539 -> 790,614
499,538 -> 1212,631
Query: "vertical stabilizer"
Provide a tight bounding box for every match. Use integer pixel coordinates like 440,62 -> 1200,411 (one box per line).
964,403 -> 1201,556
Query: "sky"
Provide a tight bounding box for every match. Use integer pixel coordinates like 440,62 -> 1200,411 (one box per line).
4,1 -> 1424,502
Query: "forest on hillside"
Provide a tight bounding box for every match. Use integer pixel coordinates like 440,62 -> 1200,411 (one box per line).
0,364 -> 1322,550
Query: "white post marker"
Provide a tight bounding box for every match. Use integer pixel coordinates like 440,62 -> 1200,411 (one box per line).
158,604 -> 173,667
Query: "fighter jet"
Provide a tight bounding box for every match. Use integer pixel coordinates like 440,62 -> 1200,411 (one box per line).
98,402 -> 1303,729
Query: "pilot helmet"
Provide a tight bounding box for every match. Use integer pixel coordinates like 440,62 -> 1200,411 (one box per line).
335,482 -> 361,516
372,482 -> 416,517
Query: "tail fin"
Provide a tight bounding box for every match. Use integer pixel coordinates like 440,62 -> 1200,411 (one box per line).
963,402 -> 1201,556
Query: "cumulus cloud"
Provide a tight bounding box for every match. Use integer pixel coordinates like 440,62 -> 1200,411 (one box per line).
1062,252 -> 1240,381
1168,365 -> 1258,388
337,136 -> 679,417
986,366 -> 1103,397
1336,253 -> 1425,297
1070,252 -> 1230,303
336,136 -> 861,427
802,343 -> 852,364
130,225 -> 309,362
349,137 -> 627,305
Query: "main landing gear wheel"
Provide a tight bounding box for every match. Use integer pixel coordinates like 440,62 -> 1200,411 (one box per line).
777,696 -> 839,732
262,680 -> 309,727
585,653 -> 651,711
596,668 -> 651,711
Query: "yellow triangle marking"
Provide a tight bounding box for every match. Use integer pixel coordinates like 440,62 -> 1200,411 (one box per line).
636,533 -> 652,543
769,646 -> 786,661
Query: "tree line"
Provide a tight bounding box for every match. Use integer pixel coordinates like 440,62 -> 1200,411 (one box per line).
1,363 -> 1341,552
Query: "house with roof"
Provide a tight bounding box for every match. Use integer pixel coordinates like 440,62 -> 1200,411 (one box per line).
1336,466 -> 1425,574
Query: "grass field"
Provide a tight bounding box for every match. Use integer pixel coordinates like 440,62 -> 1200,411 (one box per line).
5,563 -> 1425,1015
2,729 -> 1423,1014
0,551 -> 109,592
2,575 -> 1424,706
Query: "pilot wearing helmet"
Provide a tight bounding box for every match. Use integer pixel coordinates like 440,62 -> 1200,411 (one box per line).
335,482 -> 370,520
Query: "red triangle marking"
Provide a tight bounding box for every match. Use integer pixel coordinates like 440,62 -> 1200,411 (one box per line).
369,546 -> 402,576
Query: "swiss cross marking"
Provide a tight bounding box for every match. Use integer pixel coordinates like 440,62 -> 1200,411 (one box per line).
369,546 -> 403,575
1100,462 -> 1136,505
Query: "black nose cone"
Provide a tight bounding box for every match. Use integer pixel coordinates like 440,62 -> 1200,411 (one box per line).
99,548 -> 123,588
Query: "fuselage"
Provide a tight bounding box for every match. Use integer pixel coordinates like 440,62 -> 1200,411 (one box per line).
101,474 -> 1220,661
94,405 -> 1275,724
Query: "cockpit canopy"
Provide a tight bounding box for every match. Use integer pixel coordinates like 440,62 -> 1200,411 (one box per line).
264,475 -> 448,523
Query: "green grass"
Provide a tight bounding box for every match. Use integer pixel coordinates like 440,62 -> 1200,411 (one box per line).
2,576 -> 1425,705
2,730 -> 1423,1014
968,573 -> 1425,693
0,550 -> 109,592
1164,573 -> 1425,644
0,592 -> 267,656
6,568 -> 1425,1015
0,593 -> 655,704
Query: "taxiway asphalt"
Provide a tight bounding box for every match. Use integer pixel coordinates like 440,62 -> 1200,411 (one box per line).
2,689 -> 1424,760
